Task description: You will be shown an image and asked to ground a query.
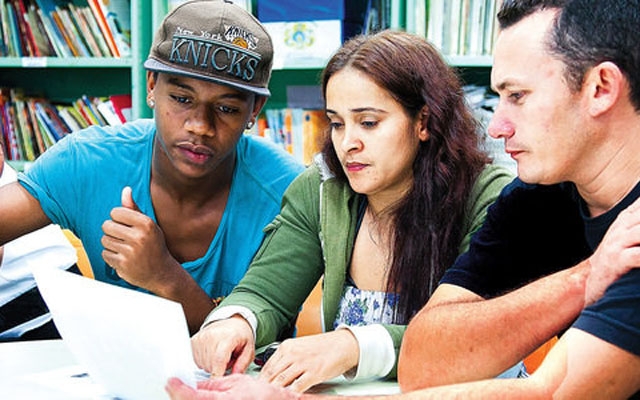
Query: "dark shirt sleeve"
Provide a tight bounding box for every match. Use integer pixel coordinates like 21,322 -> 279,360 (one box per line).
573,269 -> 640,356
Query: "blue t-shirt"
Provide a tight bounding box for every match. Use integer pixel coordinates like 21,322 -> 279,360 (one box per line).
442,178 -> 640,359
19,119 -> 304,298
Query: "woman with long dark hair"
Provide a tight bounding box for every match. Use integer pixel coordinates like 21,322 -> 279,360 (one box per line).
189,29 -> 513,392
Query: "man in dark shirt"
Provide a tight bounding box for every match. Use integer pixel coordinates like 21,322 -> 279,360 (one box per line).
399,0 -> 640,398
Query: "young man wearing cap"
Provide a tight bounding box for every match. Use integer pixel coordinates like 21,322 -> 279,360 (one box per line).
0,135 -> 79,341
0,0 -> 304,334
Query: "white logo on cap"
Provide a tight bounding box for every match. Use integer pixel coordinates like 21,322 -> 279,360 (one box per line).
223,25 -> 259,50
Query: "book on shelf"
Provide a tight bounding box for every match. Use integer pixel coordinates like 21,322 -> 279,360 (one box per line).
83,94 -> 107,126
84,95 -> 106,125
301,109 -> 327,165
27,98 -> 55,150
11,0 -> 34,56
0,0 -> 130,58
449,0 -> 463,55
13,0 -> 39,56
35,101 -> 69,141
0,89 -> 131,162
427,0 -> 497,56
4,90 -> 26,160
483,0 -> 498,56
360,0 -> 393,34
96,98 -> 122,125
56,5 -> 90,56
34,103 -> 64,146
71,98 -> 94,126
35,7 -> 69,56
426,0 -> 444,51
0,0 -> 5,55
0,89 -> 21,160
5,0 -> 23,56
101,0 -> 130,57
34,0 -> 70,56
49,5 -> 80,55
11,91 -> 34,160
108,93 -> 131,123
25,99 -> 46,155
282,108 -> 293,155
6,99 -> 24,159
264,108 -> 285,147
457,0 -> 471,55
86,0 -> 120,57
25,3 -> 56,56
55,104 -> 85,131
67,2 -> 102,56
259,107 -> 328,165
0,0 -> 9,55
16,96 -> 39,160
467,0 -> 486,56
78,4 -> 108,56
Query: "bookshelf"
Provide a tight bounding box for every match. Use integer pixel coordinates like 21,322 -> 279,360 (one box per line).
257,0 -> 495,110
0,0 -> 495,127
0,0 -> 496,169
0,0 -> 154,121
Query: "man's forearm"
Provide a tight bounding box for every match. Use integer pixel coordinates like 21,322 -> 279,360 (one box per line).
398,260 -> 589,391
300,377 -> 545,400
152,265 -> 215,334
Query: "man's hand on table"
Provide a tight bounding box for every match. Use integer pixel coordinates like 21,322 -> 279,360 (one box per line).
165,375 -> 302,400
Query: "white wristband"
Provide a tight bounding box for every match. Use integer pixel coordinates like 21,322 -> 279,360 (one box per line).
336,324 -> 395,381
200,305 -> 258,340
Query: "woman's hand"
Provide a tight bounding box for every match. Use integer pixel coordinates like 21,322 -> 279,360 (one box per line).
259,329 -> 359,392
191,316 -> 256,376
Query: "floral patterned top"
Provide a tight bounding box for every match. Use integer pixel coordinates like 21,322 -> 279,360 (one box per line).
333,282 -> 400,329
333,200 -> 401,329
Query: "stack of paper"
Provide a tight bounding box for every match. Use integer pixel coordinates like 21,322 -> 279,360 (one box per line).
33,266 -> 198,400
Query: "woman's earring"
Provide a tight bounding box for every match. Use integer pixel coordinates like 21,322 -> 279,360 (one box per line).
246,120 -> 255,130
147,98 -> 155,108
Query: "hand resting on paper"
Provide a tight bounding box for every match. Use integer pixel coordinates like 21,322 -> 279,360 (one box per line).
258,329 -> 359,393
191,316 -> 256,377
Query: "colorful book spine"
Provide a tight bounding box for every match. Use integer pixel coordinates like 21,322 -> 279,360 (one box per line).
0,0 -> 133,59
18,0 -> 41,55
5,1 -> 23,56
257,107 -> 327,165
7,101 -> 25,159
80,7 -> 109,56
87,0 -> 118,57
50,7 -> 78,56
22,99 -> 43,156
68,3 -> 102,57
302,109 -> 328,165
36,7 -> 68,56
0,90 -> 21,160
56,6 -> 89,57
26,4 -> 55,56
0,0 -> 7,55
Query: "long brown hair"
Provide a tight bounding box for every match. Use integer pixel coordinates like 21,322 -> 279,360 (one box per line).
321,30 -> 490,322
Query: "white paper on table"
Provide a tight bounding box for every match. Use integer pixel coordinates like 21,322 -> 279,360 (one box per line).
33,266 -> 198,400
